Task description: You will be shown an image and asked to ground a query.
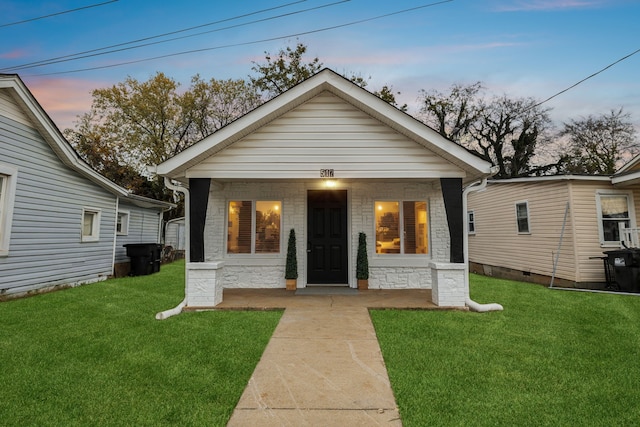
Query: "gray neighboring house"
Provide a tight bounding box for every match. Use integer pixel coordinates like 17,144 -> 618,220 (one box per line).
0,74 -> 173,298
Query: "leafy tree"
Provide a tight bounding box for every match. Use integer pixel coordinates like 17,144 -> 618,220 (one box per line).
558,108 -> 638,174
250,42 -> 323,98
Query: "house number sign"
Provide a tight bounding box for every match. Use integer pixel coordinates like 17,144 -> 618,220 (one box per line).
320,169 -> 335,178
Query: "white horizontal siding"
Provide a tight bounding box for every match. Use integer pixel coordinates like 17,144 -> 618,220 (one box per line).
0,115 -> 117,295
187,92 -> 465,179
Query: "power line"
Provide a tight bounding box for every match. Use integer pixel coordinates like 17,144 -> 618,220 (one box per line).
3,0 -> 348,73
2,0 -> 309,72
28,0 -> 454,76
524,47 -> 640,113
0,0 -> 118,28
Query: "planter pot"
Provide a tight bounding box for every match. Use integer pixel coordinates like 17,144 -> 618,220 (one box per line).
357,279 -> 369,290
286,279 -> 297,291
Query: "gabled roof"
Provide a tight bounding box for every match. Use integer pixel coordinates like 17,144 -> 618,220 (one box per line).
0,74 -> 173,210
156,68 -> 493,183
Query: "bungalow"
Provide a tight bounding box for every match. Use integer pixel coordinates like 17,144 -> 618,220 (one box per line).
467,164 -> 640,291
154,69 -> 494,312
0,74 -> 174,298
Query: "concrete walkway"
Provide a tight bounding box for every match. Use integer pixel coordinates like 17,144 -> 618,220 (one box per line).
221,289 -> 446,426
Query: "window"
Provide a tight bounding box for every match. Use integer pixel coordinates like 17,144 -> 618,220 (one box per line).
116,210 -> 130,235
227,201 -> 281,254
375,201 -> 428,254
597,192 -> 633,245
0,165 -> 18,256
515,202 -> 530,234
468,210 -> 476,234
82,208 -> 101,242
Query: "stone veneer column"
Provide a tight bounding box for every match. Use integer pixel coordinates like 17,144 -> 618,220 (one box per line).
429,261 -> 466,307
186,261 -> 225,308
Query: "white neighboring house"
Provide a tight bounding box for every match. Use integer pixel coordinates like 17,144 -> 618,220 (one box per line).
0,74 -> 174,298
155,69 -> 494,311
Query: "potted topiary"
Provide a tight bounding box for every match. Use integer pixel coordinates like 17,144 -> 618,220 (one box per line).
285,228 -> 298,290
356,232 -> 369,290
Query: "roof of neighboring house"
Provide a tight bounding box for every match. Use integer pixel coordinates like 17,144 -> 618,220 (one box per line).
156,68 -> 493,184
486,175 -> 612,184
0,74 -> 174,210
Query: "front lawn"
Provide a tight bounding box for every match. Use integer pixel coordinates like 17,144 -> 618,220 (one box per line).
0,260 -> 282,426
372,275 -> 640,426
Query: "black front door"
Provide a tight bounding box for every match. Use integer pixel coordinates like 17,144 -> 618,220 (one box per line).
307,190 -> 348,285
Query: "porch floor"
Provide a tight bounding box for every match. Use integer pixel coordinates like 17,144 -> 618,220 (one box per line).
211,287 -> 454,310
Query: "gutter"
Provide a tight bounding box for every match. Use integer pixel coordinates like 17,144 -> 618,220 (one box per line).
155,177 -> 190,320
463,178 -> 504,312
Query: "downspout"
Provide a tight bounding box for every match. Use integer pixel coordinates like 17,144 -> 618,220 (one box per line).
111,196 -> 120,277
156,177 -> 189,320
463,178 -> 503,312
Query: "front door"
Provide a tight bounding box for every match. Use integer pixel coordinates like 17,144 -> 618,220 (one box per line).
307,190 -> 348,285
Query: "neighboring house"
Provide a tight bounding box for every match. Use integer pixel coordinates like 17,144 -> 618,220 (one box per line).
0,74 -> 173,298
164,217 -> 185,252
467,169 -> 640,290
155,69 -> 493,310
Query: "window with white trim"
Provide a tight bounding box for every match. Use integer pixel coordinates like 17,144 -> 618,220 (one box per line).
515,201 -> 530,234
82,208 -> 101,242
227,201 -> 281,254
597,192 -> 633,245
468,210 -> 476,234
375,201 -> 428,254
116,210 -> 130,235
0,165 -> 18,256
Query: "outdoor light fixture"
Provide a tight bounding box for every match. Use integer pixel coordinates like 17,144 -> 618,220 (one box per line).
324,179 -> 337,188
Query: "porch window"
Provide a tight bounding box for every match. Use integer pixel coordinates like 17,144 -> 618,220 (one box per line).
227,200 -> 281,254
375,201 -> 428,254
515,202 -> 530,234
597,192 -> 632,245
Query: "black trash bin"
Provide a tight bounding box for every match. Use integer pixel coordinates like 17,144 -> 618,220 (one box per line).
603,249 -> 640,293
124,243 -> 160,276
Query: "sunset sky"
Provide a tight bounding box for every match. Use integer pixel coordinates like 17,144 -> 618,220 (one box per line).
1,0 -> 638,132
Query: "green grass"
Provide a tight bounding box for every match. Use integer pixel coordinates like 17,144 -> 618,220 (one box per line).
372,274 -> 640,427
0,260 -> 282,426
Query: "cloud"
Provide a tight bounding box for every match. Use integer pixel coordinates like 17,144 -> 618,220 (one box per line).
0,49 -> 29,59
495,1 -> 603,11
25,77 -> 108,130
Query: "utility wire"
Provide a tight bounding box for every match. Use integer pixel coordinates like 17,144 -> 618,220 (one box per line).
522,47 -> 640,113
3,0 -> 348,72
28,0 -> 454,76
0,0 -> 118,28
2,0 -> 309,72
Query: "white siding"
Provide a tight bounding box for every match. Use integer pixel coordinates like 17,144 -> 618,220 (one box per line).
187,92 -> 465,180
0,115 -> 116,295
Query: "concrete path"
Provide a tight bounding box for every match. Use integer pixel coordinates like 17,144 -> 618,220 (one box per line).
226,302 -> 403,426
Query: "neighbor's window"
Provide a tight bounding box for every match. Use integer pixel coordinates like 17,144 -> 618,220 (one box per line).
227,200 -> 281,254
468,210 -> 476,234
82,208 -> 101,242
116,210 -> 130,235
0,165 -> 18,256
515,202 -> 530,234
375,201 -> 428,254
597,193 -> 632,245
